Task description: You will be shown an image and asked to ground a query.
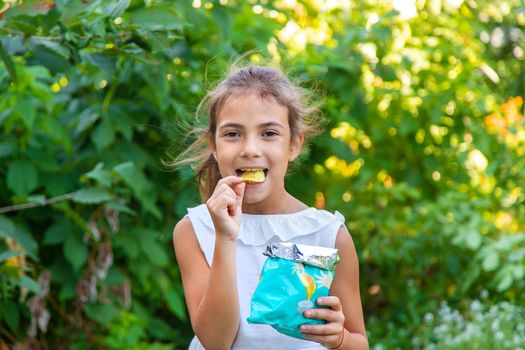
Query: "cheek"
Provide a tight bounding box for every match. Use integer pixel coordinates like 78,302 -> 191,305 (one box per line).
268,150 -> 291,172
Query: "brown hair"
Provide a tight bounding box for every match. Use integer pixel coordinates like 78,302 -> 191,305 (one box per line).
167,64 -> 324,201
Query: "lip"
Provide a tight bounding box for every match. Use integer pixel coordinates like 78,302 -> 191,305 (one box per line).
244,177 -> 267,189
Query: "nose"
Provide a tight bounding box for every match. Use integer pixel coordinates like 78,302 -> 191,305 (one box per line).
240,135 -> 261,158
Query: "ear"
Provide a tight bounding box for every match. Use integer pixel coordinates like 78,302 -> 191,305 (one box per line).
288,133 -> 304,162
208,135 -> 217,160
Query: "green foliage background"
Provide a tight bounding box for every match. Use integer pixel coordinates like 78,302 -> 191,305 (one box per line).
0,0 -> 524,349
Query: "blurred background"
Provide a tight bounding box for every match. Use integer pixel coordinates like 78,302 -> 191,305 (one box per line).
0,0 -> 524,349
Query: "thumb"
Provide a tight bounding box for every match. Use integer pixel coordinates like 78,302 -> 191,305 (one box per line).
234,182 -> 246,209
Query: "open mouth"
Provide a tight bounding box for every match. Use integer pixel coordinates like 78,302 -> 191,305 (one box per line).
236,168 -> 268,183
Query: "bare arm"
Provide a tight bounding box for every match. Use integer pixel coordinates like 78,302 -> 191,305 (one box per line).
173,218 -> 239,350
300,225 -> 368,349
173,176 -> 246,350
330,226 -> 369,349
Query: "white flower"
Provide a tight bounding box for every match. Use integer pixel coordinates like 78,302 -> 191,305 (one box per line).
470,300 -> 482,312
492,319 -> 500,332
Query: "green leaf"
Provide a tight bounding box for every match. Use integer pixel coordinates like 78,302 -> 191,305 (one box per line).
104,266 -> 125,286
0,216 -> 16,238
148,317 -> 179,341
1,35 -> 24,56
165,289 -> 187,321
0,299 -> 19,332
0,250 -> 19,263
74,105 -> 100,134
496,273 -> 513,292
32,45 -> 72,73
0,41 -> 17,83
374,63 -> 397,82
19,275 -> 42,294
64,234 -> 89,272
43,221 -> 72,245
7,160 -> 39,196
91,118 -> 115,150
465,229 -> 482,250
113,162 -> 148,195
129,7 -> 184,31
25,65 -> 52,80
15,96 -> 36,128
59,283 -> 77,301
513,265 -> 524,280
73,188 -> 113,204
0,221 -> 38,261
50,256 -> 76,285
84,302 -> 118,326
114,233 -> 139,258
105,200 -> 136,215
82,52 -> 116,73
85,163 -> 112,187
0,143 -> 15,158
103,0 -> 130,17
482,251 -> 499,272
211,6 -> 233,40
32,38 -> 71,59
59,0 -> 98,27
141,236 -> 169,267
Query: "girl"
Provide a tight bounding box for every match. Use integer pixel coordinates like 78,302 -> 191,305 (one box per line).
172,65 -> 368,350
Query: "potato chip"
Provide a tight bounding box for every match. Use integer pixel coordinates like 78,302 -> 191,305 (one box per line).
241,170 -> 265,183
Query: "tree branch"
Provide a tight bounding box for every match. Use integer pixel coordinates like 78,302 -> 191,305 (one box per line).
0,192 -> 76,214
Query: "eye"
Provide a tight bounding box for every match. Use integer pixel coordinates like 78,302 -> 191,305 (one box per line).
223,131 -> 240,138
262,130 -> 279,137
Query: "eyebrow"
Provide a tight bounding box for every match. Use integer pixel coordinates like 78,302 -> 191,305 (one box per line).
219,122 -> 285,130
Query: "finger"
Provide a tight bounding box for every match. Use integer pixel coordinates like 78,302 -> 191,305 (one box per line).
208,186 -> 234,206
224,193 -> 239,217
317,296 -> 342,311
216,191 -> 237,209
303,308 -> 342,322
301,332 -> 326,343
300,322 -> 341,335
209,183 -> 236,203
233,182 -> 246,208
216,175 -> 245,189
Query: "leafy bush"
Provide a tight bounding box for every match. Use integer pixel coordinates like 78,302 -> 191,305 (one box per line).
0,0 -> 524,349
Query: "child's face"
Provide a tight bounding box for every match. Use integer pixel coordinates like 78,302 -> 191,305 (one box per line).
211,93 -> 303,211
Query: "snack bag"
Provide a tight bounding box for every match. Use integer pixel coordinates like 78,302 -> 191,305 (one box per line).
247,243 -> 339,340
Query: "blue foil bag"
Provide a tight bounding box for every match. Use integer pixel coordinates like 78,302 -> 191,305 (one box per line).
247,243 -> 339,340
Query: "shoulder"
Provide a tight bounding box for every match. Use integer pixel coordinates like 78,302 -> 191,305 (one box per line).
335,224 -> 352,247
172,204 -> 208,242
172,217 -> 199,259
334,224 -> 359,266
173,216 -> 194,240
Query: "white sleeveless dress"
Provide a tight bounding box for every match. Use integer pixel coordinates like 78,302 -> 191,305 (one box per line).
184,204 -> 345,350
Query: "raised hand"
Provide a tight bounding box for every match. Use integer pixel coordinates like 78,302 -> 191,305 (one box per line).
300,296 -> 346,349
206,176 -> 246,241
